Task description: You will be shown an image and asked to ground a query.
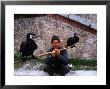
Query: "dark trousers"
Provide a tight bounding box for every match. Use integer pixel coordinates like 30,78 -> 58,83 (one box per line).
44,62 -> 70,76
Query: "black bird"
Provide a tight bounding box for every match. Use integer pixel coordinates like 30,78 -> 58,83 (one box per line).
20,33 -> 38,60
67,33 -> 79,48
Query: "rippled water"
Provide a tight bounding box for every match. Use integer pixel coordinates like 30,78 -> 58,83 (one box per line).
14,69 -> 96,76
14,62 -> 97,76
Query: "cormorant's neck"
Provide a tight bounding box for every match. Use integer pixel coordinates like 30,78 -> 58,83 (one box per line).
26,37 -> 32,41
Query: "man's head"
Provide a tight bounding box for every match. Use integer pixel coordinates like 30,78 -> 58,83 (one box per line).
51,35 -> 60,49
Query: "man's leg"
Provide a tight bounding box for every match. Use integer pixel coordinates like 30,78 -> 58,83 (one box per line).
59,65 -> 66,76
48,64 -> 55,76
64,65 -> 71,74
44,58 -> 55,75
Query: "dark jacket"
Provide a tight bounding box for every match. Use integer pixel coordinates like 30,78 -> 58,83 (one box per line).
46,47 -> 68,66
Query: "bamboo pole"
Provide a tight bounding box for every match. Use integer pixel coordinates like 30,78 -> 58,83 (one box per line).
37,47 -> 67,57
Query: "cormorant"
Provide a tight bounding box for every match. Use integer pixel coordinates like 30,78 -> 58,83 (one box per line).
67,33 -> 79,48
20,33 -> 38,60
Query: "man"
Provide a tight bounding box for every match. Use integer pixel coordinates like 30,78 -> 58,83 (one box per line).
44,35 -> 70,76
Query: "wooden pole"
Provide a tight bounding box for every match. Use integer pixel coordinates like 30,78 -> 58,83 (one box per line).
37,47 -> 67,57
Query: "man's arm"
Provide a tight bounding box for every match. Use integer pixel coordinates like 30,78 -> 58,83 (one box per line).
46,48 -> 68,65
57,49 -> 68,65
46,49 -> 54,65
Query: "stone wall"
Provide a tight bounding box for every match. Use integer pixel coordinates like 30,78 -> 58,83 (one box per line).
14,14 -> 97,59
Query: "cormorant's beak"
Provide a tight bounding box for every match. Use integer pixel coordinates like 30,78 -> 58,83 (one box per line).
77,34 -> 80,36
33,35 -> 37,39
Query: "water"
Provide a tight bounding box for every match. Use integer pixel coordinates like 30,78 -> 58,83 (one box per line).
14,69 -> 96,76
14,62 -> 97,76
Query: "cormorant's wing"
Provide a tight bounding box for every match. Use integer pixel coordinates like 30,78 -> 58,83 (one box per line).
20,41 -> 26,53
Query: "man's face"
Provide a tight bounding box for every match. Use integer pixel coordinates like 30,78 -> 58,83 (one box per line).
52,40 -> 60,49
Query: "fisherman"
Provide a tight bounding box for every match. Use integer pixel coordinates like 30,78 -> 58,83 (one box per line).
43,35 -> 70,76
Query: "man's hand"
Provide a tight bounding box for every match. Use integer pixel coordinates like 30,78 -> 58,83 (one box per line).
51,50 -> 56,57
54,49 -> 60,56
51,49 -> 60,57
